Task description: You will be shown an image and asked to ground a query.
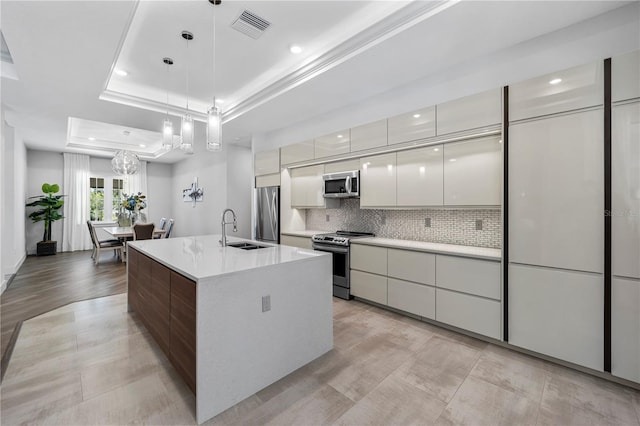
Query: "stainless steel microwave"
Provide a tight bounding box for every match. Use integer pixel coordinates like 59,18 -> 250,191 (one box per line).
323,170 -> 359,198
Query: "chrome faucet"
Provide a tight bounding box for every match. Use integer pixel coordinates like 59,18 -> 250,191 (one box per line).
220,208 -> 238,247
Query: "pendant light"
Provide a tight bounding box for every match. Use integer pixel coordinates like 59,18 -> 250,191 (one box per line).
180,31 -> 194,155
206,0 -> 222,151
162,57 -> 174,150
112,130 -> 140,175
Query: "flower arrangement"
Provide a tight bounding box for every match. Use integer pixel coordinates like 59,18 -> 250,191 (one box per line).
121,192 -> 147,212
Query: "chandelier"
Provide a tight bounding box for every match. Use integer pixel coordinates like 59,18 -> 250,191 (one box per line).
112,130 -> 140,175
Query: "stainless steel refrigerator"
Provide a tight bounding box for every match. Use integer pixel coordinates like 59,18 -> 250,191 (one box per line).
254,186 -> 280,244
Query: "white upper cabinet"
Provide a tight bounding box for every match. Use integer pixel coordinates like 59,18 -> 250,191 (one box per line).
314,129 -> 350,159
443,136 -> 502,206
612,102 -> 640,279
509,109 -> 604,273
436,88 -> 502,135
254,149 -> 280,176
388,106 -> 436,145
290,165 -> 325,208
509,61 -> 603,121
360,153 -> 397,207
281,140 -> 314,165
612,50 -> 640,103
396,145 -> 443,206
350,119 -> 387,152
324,159 -> 360,174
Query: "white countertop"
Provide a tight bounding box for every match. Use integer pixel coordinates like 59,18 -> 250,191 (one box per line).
281,230 -> 324,238
128,235 -> 327,281
352,237 -> 502,260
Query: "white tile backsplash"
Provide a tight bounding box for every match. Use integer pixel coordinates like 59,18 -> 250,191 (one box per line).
305,199 -> 502,248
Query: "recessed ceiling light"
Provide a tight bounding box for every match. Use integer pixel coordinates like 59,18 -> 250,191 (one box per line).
549,78 -> 562,85
88,137 -> 96,141
114,69 -> 128,77
413,113 -> 421,118
337,134 -> 343,138
290,45 -> 302,54
139,144 -> 146,148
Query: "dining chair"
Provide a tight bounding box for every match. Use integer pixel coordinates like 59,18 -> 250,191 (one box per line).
88,221 -> 124,265
154,217 -> 167,239
164,219 -> 174,238
133,223 -> 155,241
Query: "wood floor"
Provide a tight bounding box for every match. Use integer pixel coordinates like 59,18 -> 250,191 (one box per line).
1,252 -> 639,425
1,250 -> 126,378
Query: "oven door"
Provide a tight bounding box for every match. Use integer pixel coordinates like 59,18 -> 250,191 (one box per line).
311,242 -> 350,299
323,171 -> 359,198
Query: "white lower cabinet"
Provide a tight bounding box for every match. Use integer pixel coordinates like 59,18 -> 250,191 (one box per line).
351,270 -> 387,305
435,288 -> 501,340
280,235 -> 312,250
436,255 -> 500,300
351,244 -> 387,276
612,276 -> 640,383
509,264 -> 604,371
388,278 -> 435,319
387,249 -> 435,285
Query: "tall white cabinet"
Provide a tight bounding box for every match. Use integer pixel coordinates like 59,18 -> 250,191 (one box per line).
611,50 -> 640,383
508,61 -> 605,371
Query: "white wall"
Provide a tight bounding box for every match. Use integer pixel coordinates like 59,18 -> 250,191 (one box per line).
146,162 -> 173,226
259,3 -> 640,150
26,150 -> 63,255
225,145 -> 252,239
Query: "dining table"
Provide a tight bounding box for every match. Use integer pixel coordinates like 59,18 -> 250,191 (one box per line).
102,226 -> 166,240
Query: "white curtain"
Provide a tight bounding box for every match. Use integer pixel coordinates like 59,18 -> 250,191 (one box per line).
62,153 -> 91,252
123,160 -> 148,218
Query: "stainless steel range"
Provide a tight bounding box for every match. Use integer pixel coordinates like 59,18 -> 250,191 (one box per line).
311,231 -> 375,300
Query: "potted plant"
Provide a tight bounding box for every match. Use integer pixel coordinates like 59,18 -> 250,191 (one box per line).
26,183 -> 65,256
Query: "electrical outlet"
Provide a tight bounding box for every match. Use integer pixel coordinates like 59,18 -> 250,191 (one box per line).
424,218 -> 431,228
475,219 -> 483,231
325,214 -> 330,222
262,295 -> 271,312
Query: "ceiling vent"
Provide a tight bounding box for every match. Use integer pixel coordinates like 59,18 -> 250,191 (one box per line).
231,10 -> 271,39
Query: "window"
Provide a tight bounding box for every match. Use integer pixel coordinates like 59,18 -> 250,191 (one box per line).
89,177 -> 104,221
89,177 -> 124,222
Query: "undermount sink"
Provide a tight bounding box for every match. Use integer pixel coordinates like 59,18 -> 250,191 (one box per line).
227,242 -> 269,250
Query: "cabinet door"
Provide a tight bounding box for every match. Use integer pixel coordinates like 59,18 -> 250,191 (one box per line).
360,153 -> 396,207
388,106 -> 436,145
324,159 -> 360,174
612,102 -> 640,279
255,173 -> 280,188
387,248 -> 435,285
351,270 -> 387,305
351,244 -> 387,276
436,88 -> 502,135
254,149 -> 280,176
148,261 -> 171,354
388,278 -> 435,319
281,140 -> 314,165
127,248 -> 139,311
509,61 -> 603,121
443,136 -> 502,206
612,50 -> 640,103
436,288 -> 501,340
351,119 -> 387,152
612,277 -> 640,383
170,271 -> 197,393
314,129 -> 350,159
509,264 -> 603,371
509,110 -> 604,273
436,255 -> 501,300
290,165 -> 324,208
396,145 -> 443,206
280,235 -> 312,250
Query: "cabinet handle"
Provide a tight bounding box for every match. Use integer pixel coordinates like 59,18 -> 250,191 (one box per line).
345,176 -> 352,195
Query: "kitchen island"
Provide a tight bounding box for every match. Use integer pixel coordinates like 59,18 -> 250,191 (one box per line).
126,235 -> 333,424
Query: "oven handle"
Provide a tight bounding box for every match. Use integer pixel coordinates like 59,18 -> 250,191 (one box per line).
312,243 -> 349,254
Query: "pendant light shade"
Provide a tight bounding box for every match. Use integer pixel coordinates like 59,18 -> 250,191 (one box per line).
206,1 -> 223,152
112,150 -> 141,175
179,31 -> 194,155
180,113 -> 194,154
206,104 -> 222,151
162,57 -> 174,151
162,118 -> 173,150
112,131 -> 140,175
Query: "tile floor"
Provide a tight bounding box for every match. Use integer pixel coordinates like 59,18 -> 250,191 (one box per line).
1,294 -> 639,425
